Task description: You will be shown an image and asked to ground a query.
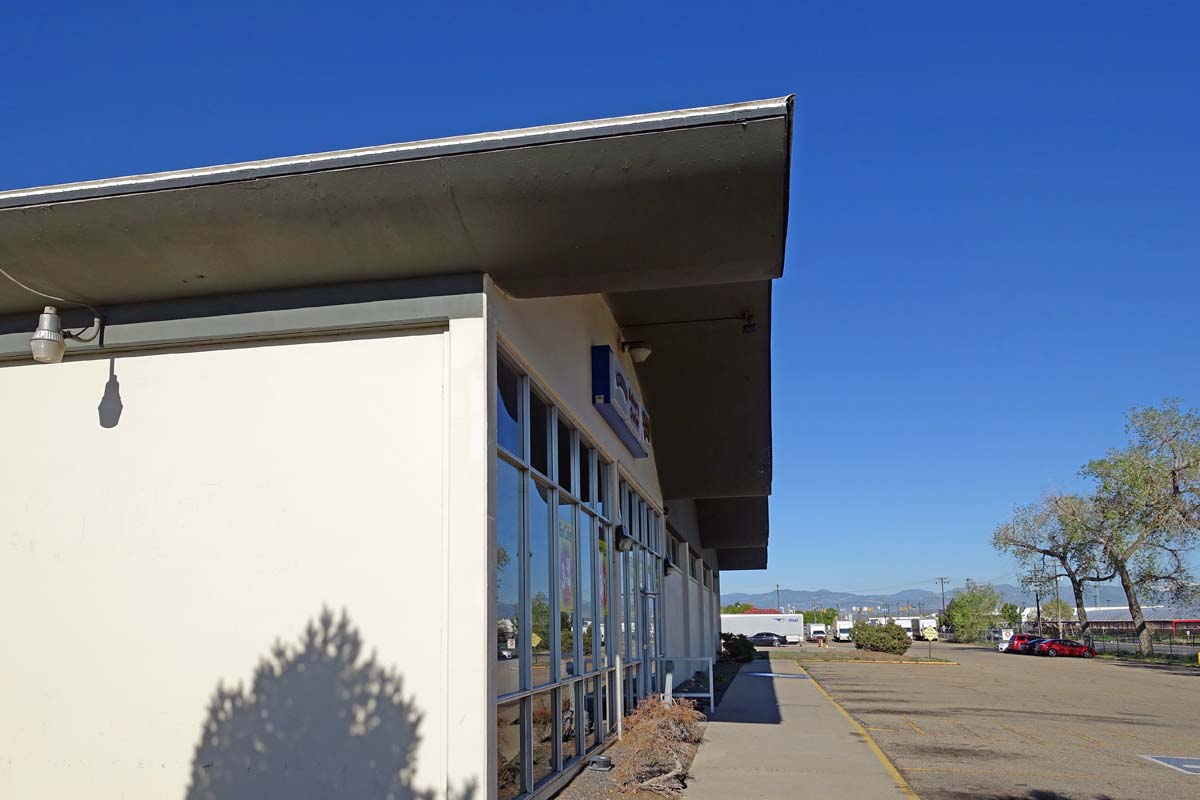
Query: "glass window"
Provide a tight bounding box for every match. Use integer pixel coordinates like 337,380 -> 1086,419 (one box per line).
598,461 -> 611,519
584,678 -> 599,750
531,481 -> 553,688
598,526 -> 610,668
530,392 -> 550,476
558,501 -> 577,678
623,665 -> 638,715
580,514 -> 595,673
497,698 -> 523,800
557,418 -> 573,493
496,460 -> 523,696
497,358 -> 522,456
531,690 -> 555,785
562,685 -> 579,763
605,672 -> 617,734
579,442 -> 593,506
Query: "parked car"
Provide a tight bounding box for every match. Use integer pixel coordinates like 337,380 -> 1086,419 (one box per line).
749,632 -> 787,647
1032,639 -> 1096,658
1006,634 -> 1042,654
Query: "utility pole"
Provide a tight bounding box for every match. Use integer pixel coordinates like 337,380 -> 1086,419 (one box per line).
936,577 -> 949,617
1094,584 -> 1100,610
1055,575 -> 1065,639
775,584 -> 781,613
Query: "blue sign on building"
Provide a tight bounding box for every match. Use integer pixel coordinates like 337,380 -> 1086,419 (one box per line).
591,345 -> 651,458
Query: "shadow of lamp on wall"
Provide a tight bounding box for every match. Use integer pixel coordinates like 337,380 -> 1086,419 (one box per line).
185,608 -> 475,800
98,358 -> 123,428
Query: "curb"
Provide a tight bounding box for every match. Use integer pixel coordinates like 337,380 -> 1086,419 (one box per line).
800,666 -> 921,799
790,659 -> 959,666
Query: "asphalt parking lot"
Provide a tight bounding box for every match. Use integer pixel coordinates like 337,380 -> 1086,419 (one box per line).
801,642 -> 1200,800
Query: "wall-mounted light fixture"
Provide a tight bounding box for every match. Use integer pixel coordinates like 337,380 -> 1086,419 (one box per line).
31,306 -> 102,363
1,268 -> 103,364
615,524 -> 636,552
620,340 -> 653,364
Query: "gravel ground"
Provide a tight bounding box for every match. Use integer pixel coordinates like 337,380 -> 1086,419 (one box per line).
804,641 -> 1200,800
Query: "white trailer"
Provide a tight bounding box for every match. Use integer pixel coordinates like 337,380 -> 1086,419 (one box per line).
721,613 -> 805,644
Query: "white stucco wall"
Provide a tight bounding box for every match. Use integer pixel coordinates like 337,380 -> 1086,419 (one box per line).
0,324 -> 488,799
687,577 -> 704,658
663,567 -> 688,664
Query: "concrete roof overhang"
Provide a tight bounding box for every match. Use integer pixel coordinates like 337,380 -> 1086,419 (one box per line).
0,96 -> 791,570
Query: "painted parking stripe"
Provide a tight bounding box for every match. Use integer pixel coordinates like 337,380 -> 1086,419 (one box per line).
744,672 -> 809,679
1139,756 -> 1200,775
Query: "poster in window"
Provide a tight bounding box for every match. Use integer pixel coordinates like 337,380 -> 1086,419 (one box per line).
558,516 -> 575,613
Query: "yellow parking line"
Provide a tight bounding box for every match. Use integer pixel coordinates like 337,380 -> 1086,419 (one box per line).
950,720 -> 982,739
802,667 -> 921,799
905,717 -> 927,735
1002,724 -> 1045,746
1067,730 -> 1112,748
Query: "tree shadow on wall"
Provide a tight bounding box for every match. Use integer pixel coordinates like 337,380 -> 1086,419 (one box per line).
185,608 -> 475,800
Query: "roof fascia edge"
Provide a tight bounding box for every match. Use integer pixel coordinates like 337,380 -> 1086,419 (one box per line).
0,96 -> 793,210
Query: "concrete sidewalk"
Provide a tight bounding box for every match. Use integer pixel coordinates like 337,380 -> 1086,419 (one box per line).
685,658 -> 915,799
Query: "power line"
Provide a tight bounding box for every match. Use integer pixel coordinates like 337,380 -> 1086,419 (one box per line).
936,577 -> 950,615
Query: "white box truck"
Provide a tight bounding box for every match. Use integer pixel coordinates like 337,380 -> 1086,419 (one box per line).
805,623 -> 827,642
833,619 -> 854,642
721,613 -> 805,644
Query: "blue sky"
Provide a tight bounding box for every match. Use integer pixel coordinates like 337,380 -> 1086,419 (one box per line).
3,3 -> 1198,595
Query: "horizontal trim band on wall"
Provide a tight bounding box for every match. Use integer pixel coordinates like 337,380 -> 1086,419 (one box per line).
0,275 -> 485,364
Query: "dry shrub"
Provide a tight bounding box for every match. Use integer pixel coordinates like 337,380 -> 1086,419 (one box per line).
614,697 -> 705,795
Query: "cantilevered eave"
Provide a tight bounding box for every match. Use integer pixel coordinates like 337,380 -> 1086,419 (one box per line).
0,96 -> 793,210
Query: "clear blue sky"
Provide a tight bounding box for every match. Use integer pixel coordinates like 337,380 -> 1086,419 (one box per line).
4,3 -> 1198,595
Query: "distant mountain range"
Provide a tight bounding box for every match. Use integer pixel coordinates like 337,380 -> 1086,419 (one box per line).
720,583 -> 1131,612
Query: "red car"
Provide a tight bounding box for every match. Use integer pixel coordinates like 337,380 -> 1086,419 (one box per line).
1006,633 -> 1040,653
1032,639 -> 1095,658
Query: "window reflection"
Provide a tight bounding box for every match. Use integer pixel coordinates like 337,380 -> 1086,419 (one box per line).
531,690 -> 555,785
530,481 -> 553,688
580,514 -> 594,673
598,461 -> 611,518
497,698 -> 523,800
557,419 -> 573,492
598,526 -> 610,668
530,392 -> 550,476
562,684 -> 579,763
494,355 -> 668,794
584,678 -> 599,750
497,358 -> 522,456
496,460 -> 522,696
558,502 -> 577,678
579,443 -> 593,505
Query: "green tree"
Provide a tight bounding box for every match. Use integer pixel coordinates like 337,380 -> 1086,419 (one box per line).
999,603 -> 1024,629
993,494 -> 1114,638
1041,598 -> 1075,621
720,601 -> 754,614
945,580 -> 1001,642
805,608 -> 839,627
1081,400 -> 1200,654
